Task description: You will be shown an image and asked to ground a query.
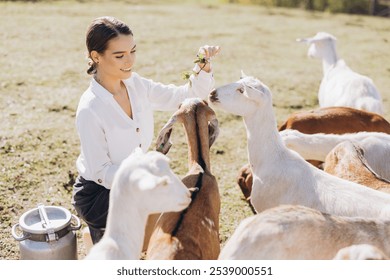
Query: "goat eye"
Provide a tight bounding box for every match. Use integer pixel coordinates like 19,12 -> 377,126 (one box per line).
237,87 -> 244,94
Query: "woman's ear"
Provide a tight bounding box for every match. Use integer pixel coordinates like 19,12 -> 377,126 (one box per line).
90,50 -> 100,64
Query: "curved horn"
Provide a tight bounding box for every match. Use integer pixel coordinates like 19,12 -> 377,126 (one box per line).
156,115 -> 177,154
240,70 -> 247,79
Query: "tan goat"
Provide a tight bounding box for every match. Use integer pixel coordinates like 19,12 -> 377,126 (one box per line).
237,106 -> 390,206
219,204 -> 390,260
146,98 -> 221,260
324,140 -> 390,193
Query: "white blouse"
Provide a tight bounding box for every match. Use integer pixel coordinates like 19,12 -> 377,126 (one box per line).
75,68 -> 214,189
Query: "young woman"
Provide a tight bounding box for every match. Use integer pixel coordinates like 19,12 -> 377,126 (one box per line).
71,16 -> 219,244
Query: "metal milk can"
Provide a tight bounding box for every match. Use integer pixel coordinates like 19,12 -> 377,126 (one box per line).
11,203 -> 81,260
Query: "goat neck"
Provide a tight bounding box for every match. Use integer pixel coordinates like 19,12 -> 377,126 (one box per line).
320,42 -> 339,75
195,104 -> 213,173
181,106 -> 210,174
104,190 -> 148,259
242,103 -> 285,175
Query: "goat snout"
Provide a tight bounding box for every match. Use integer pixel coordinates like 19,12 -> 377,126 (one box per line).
209,89 -> 219,103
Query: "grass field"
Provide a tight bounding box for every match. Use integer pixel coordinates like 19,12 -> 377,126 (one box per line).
1,0 -> 389,260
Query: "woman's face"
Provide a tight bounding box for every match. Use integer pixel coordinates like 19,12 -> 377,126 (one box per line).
94,34 -> 136,80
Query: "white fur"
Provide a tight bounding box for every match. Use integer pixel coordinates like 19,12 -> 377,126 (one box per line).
209,73 -> 390,218
280,129 -> 390,180
85,149 -> 191,260
219,205 -> 390,260
298,32 -> 383,114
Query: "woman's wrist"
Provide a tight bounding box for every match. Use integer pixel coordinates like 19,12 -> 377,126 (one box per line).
182,51 -> 215,82
194,54 -> 211,73
197,61 -> 211,73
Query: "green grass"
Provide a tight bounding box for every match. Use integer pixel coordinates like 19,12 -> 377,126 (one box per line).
1,0 -> 389,259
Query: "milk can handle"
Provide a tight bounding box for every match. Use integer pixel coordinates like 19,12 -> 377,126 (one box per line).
69,214 -> 81,231
11,223 -> 30,241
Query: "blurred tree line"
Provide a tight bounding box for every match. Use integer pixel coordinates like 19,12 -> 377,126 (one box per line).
228,0 -> 390,16
2,0 -> 389,16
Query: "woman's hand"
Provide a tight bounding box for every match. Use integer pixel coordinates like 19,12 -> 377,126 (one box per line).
196,45 -> 220,73
198,45 -> 220,60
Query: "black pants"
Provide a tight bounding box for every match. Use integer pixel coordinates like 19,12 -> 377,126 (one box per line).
71,176 -> 110,244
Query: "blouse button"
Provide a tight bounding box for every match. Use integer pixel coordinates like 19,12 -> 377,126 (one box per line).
136,128 -> 140,133
98,179 -> 102,184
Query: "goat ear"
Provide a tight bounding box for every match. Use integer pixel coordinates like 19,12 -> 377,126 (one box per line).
244,83 -> 269,104
296,37 -> 310,44
138,176 -> 156,190
139,174 -> 170,191
156,115 -> 177,154
240,70 -> 247,79
208,117 -> 219,148
130,169 -> 155,191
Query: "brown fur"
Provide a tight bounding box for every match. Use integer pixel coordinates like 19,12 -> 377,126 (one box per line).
278,106 -> 390,134
146,100 -> 220,260
236,163 -> 256,214
324,141 -> 390,193
237,107 -> 390,206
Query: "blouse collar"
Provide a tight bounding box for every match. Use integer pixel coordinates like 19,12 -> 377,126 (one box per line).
90,76 -> 137,124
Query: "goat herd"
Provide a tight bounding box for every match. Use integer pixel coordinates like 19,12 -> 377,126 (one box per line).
85,32 -> 390,260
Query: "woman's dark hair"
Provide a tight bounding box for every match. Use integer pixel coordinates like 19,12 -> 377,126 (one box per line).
86,16 -> 133,75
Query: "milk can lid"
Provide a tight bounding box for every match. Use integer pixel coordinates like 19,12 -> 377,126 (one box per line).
18,204 -> 72,235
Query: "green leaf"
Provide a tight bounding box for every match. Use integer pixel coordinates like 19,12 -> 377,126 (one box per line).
182,71 -> 191,80
193,53 -> 208,64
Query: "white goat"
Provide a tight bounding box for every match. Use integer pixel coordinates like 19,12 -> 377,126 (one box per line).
237,106 -> 390,207
297,32 -> 383,115
85,149 -> 191,260
219,204 -> 390,260
280,129 -> 390,180
208,73 -> 390,218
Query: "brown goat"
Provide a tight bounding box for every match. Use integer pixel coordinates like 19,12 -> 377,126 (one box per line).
279,106 -> 390,134
324,140 -> 390,193
146,98 -> 221,260
237,106 -> 390,209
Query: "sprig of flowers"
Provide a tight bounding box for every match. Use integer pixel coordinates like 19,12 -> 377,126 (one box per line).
182,53 -> 209,87
193,53 -> 208,65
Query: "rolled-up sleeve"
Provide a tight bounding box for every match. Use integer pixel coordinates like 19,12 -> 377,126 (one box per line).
190,64 -> 215,99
